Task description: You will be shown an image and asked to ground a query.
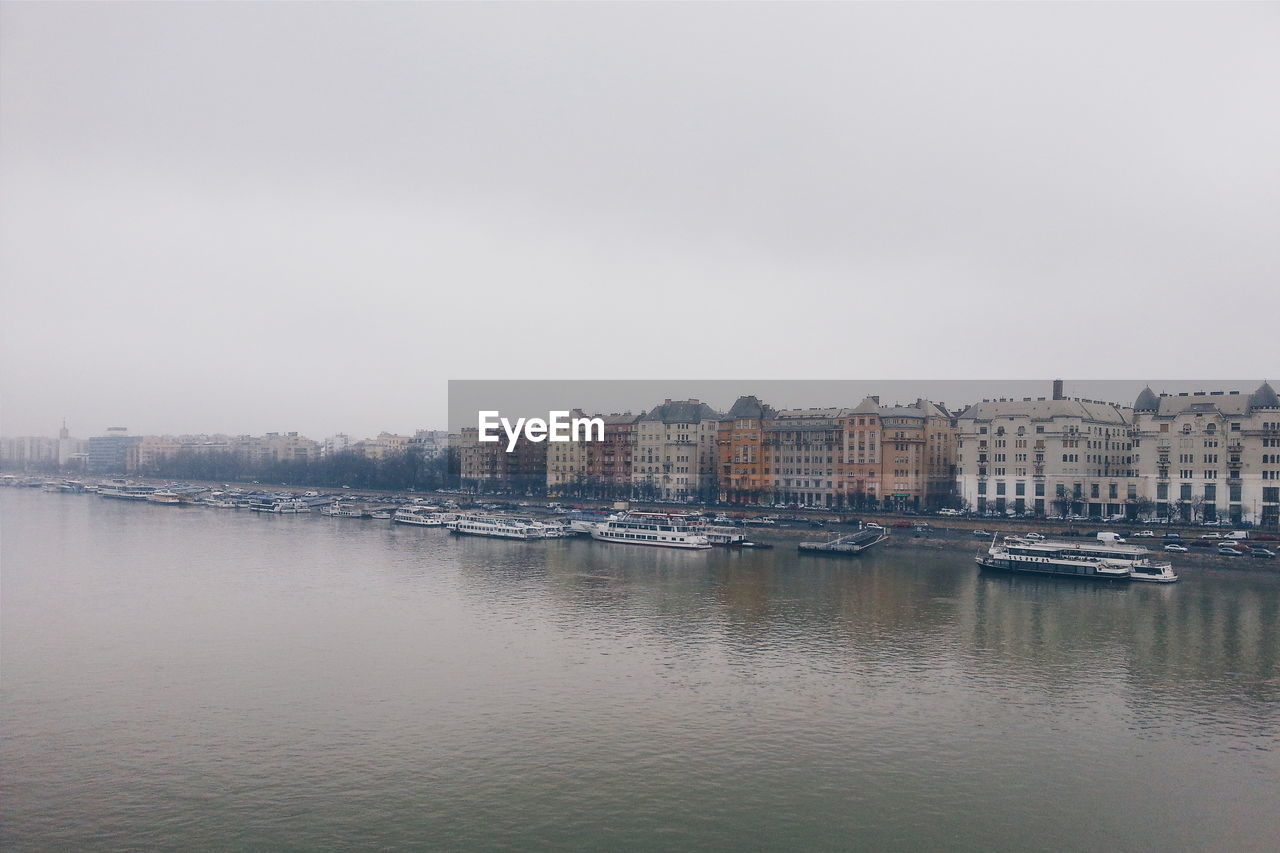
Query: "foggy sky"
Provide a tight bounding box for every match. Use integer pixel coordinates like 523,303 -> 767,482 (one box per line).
2,2 -> 1277,440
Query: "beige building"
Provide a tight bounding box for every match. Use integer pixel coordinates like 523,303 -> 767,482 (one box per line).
633,400 -> 721,501
1131,383 -> 1280,528
955,385 -> 1134,518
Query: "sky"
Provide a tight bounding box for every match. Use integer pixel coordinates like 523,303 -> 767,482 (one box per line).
2,2 -> 1278,440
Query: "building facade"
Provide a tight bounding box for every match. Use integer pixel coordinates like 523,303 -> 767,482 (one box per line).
955,390 -> 1134,518
1130,383 -> 1280,528
632,400 -> 721,502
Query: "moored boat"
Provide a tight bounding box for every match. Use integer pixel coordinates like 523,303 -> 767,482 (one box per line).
97,480 -> 156,500
590,511 -> 711,549
976,536 -> 1177,582
392,506 -> 455,526
447,513 -> 550,540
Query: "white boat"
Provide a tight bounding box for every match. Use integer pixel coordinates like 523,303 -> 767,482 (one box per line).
977,537 -> 1177,582
324,502 -> 369,518
447,513 -> 549,540
701,524 -> 746,546
591,511 -> 711,549
392,507 -> 455,526
97,480 -> 156,500
250,498 -> 311,514
147,490 -> 182,505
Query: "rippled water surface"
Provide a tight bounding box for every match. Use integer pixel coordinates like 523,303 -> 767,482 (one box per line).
3,490 -> 1278,851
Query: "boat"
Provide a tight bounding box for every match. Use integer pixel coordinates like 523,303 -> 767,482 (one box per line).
370,510 -> 393,520
590,511 -> 711,549
564,510 -> 613,535
97,480 -> 156,500
798,526 -> 888,555
147,490 -> 182,505
250,498 -> 311,514
740,541 -> 774,549
324,501 -> 369,518
392,507 -> 455,526
692,522 -> 746,546
447,513 -> 551,540
977,536 -> 1177,582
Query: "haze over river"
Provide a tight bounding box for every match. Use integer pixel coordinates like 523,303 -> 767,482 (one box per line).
3,489 -> 1278,851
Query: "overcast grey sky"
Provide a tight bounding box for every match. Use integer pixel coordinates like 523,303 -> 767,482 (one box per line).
2,2 -> 1277,439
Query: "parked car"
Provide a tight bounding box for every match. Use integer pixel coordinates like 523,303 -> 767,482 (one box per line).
1249,548 -> 1276,559
1023,532 -> 1044,540
1164,544 -> 1189,553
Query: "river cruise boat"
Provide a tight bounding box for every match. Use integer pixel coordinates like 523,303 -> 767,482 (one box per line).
447,513 -> 551,540
250,498 -> 312,514
590,512 -> 712,549
97,480 -> 156,500
392,507 -> 455,526
977,537 -> 1177,582
147,490 -> 182,505
324,501 -> 369,518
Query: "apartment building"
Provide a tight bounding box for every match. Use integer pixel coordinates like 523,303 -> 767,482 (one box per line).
633,399 -> 721,501
1131,382 -> 1280,528
955,385 -> 1133,518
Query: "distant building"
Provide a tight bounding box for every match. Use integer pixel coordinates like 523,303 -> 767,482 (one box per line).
955,385 -> 1133,518
1130,382 -> 1280,528
0,435 -> 58,468
717,396 -> 776,503
411,430 -> 449,461
88,427 -> 140,474
632,399 -> 722,501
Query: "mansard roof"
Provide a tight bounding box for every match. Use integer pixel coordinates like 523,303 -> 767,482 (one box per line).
641,399 -> 721,424
723,395 -> 776,421
1146,389 -> 1255,417
957,397 -> 1129,424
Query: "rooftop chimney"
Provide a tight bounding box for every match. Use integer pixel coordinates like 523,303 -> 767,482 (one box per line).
1052,379 -> 1064,400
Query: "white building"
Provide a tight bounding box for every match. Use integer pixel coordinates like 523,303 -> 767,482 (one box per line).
955,389 -> 1135,518
1130,383 -> 1280,528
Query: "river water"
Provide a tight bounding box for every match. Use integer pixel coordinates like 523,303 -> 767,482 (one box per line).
3,489 -> 1278,851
